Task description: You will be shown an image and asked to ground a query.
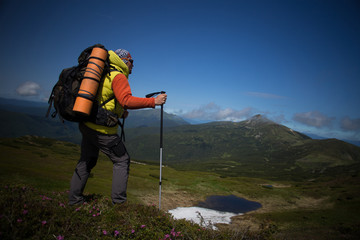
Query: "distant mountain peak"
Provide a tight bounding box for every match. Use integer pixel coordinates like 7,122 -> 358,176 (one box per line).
246,114 -> 274,125
251,114 -> 264,120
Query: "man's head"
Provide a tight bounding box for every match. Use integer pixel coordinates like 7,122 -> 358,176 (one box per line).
115,49 -> 134,74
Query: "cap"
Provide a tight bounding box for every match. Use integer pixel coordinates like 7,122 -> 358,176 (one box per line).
114,49 -> 132,64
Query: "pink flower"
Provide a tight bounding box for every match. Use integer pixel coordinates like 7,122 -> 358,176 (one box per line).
141,225 -> 146,228
102,230 -> 107,235
114,230 -> 119,236
131,229 -> 135,234
59,203 -> 65,208
23,210 -> 28,215
41,195 -> 51,200
17,219 -> 22,223
56,235 -> 64,240
75,208 -> 80,212
41,220 -> 47,226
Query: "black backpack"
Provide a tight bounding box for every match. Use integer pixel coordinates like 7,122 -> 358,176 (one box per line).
46,44 -> 118,125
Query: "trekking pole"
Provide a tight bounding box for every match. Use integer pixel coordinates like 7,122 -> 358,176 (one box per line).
146,91 -> 166,210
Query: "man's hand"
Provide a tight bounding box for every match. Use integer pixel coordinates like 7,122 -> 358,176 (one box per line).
155,94 -> 167,105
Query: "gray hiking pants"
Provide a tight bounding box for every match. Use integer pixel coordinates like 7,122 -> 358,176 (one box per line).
69,123 -> 130,205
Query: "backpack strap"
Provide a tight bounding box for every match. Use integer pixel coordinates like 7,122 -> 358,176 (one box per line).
46,88 -> 59,119
98,68 -> 121,107
119,117 -> 126,142
91,68 -> 120,107
46,89 -> 54,118
110,68 -> 120,73
109,68 -> 126,140
99,96 -> 115,107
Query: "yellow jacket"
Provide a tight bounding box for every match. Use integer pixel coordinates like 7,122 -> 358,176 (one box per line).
84,50 -> 129,134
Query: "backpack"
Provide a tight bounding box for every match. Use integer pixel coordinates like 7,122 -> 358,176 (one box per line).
46,44 -> 119,127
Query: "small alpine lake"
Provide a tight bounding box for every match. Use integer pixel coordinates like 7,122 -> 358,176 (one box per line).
196,194 -> 262,214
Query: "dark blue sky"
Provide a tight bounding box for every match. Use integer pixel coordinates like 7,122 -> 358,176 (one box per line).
0,0 -> 359,141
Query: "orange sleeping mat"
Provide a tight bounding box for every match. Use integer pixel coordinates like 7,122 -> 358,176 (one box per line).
73,47 -> 108,116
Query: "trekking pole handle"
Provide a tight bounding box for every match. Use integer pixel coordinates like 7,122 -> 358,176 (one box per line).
145,91 -> 166,98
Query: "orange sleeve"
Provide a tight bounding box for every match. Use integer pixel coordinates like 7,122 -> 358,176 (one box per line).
112,74 -> 155,109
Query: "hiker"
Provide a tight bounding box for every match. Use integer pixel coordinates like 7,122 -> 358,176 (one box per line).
68,48 -> 167,205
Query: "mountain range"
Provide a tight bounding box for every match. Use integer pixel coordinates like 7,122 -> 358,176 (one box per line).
0,97 -> 188,143
1,97 -> 360,181
125,114 -> 360,180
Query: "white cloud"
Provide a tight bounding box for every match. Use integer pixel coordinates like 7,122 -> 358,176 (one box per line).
16,81 -> 41,96
293,111 -> 334,128
181,103 -> 253,122
341,117 -> 360,131
270,114 -> 288,124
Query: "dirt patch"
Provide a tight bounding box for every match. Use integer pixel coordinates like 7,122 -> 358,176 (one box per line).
139,190 -> 202,211
260,183 -> 291,188
227,214 -> 264,232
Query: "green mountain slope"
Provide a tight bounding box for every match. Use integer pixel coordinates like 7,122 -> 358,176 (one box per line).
125,115 -> 360,180
1,98 -> 359,181
0,97 -> 189,128
0,98 -> 189,143
125,109 -> 189,128
0,110 -> 81,143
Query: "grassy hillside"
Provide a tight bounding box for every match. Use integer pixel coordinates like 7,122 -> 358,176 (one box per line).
3,184 -> 264,240
1,136 -> 360,239
0,109 -> 81,143
0,105 -> 188,144
125,115 -> 360,181
0,97 -> 190,128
